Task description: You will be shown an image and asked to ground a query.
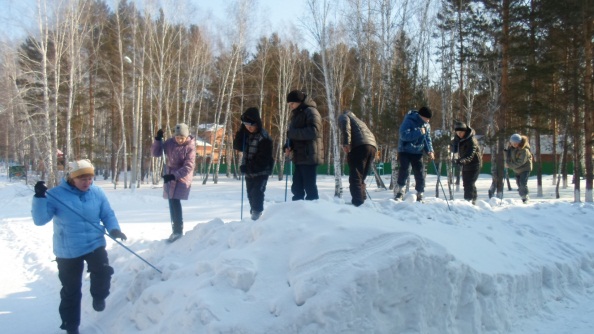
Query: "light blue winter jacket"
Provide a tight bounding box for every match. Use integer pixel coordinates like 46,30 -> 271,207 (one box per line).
32,178 -> 121,259
397,111 -> 434,155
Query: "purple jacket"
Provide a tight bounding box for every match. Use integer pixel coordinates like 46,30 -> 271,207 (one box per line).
151,136 -> 196,200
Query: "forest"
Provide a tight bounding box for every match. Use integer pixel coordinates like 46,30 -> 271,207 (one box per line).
0,0 -> 592,201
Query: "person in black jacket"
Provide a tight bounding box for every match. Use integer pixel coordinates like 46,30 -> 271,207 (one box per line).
452,121 -> 482,204
338,110 -> 377,206
233,107 -> 274,220
284,90 -> 324,201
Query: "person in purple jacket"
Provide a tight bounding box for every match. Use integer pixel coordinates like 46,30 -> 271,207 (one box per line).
32,159 -> 127,334
152,123 -> 196,242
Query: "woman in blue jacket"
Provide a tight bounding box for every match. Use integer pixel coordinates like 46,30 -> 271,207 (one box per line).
32,159 -> 127,334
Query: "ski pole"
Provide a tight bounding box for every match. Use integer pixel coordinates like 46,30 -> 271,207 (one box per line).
240,132 -> 246,220
424,137 -> 451,211
45,191 -> 162,274
284,157 -> 290,202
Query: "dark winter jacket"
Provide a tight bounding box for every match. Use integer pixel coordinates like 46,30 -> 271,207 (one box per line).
398,111 -> 434,155
286,95 -> 324,165
452,126 -> 482,171
32,178 -> 121,259
233,108 -> 274,177
151,135 -> 196,200
338,110 -> 377,149
505,135 -> 532,174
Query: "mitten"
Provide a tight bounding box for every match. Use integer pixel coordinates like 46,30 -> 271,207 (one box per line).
34,181 -> 48,198
162,174 -> 175,183
109,229 -> 127,241
155,129 -> 164,141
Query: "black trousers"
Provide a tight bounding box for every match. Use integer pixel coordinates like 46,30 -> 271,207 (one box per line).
462,168 -> 480,201
291,164 -> 319,201
246,175 -> 268,213
168,199 -> 183,234
348,145 -> 377,206
56,247 -> 113,331
396,152 -> 425,193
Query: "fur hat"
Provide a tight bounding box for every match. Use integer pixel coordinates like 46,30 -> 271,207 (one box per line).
68,159 -> 95,178
454,121 -> 468,131
418,106 -> 432,119
174,123 -> 189,137
286,90 -> 306,103
510,134 -> 522,144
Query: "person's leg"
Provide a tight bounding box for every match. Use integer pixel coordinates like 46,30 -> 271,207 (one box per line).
518,171 -> 530,200
395,152 -> 411,199
85,247 -> 114,311
410,154 -> 425,193
57,257 -> 85,331
471,168 -> 480,202
348,146 -> 366,206
168,199 -> 183,234
302,164 -> 319,200
291,164 -> 305,201
249,175 -> 268,219
245,177 -> 255,213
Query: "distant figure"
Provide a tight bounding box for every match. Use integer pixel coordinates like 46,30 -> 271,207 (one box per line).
505,133 -> 532,203
284,90 -> 323,201
338,110 -> 377,206
151,123 -> 196,242
32,160 -> 127,334
233,107 -> 274,220
452,121 -> 482,204
394,107 -> 435,202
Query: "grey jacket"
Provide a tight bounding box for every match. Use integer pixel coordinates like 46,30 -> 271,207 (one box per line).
338,110 -> 377,149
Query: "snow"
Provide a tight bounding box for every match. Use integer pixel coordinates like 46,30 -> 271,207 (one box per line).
1,172 -> 594,334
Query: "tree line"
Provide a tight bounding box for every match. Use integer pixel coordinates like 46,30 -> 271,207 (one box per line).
0,0 -> 592,201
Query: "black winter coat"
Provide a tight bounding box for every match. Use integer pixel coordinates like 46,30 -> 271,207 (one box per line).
453,127 -> 482,171
286,96 -> 324,165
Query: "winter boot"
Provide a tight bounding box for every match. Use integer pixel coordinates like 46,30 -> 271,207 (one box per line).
92,298 -> 105,312
416,192 -> 424,202
394,185 -> 404,201
488,189 -> 494,199
522,195 -> 529,204
251,211 -> 262,221
167,232 -> 183,243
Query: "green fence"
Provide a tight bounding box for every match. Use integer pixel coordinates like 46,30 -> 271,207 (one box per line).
210,161 -> 570,176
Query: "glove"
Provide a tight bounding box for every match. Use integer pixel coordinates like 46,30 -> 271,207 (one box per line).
240,165 -> 246,174
162,174 -> 175,183
155,129 -> 164,141
109,229 -> 127,241
452,159 -> 460,165
34,181 -> 48,198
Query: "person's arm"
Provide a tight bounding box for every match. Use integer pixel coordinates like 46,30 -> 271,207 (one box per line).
172,143 -> 197,180
506,148 -> 529,169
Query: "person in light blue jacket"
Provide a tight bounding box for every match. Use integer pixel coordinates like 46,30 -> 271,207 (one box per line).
394,107 -> 435,202
32,159 -> 127,334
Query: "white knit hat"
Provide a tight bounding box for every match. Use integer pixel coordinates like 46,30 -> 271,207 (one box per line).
510,134 -> 522,144
68,159 -> 95,178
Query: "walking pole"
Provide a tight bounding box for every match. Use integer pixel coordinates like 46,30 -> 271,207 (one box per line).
240,132 -> 246,220
425,137 -> 451,211
161,137 -> 176,234
45,192 -> 162,274
284,157 -> 290,202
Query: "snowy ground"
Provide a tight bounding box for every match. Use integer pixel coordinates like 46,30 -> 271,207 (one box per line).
1,171 -> 594,333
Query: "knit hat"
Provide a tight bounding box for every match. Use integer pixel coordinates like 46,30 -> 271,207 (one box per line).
241,107 -> 260,125
418,106 -> 432,119
174,123 -> 189,137
287,90 -> 306,103
454,121 -> 468,131
68,159 -> 95,178
510,134 -> 522,144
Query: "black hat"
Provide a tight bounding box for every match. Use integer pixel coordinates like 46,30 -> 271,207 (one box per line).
287,90 -> 306,103
418,106 -> 432,119
454,121 -> 468,131
241,107 -> 260,123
